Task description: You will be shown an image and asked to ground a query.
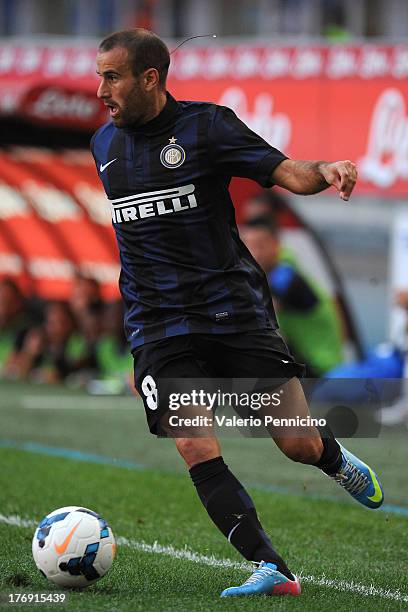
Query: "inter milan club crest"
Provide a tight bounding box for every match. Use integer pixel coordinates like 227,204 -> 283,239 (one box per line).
160,136 -> 186,169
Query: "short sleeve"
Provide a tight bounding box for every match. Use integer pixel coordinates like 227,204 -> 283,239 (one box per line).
208,105 -> 288,187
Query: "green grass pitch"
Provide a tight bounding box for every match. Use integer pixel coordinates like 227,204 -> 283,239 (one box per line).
0,381 -> 407,611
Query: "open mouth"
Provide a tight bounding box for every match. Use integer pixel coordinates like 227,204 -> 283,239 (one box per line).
105,103 -> 119,118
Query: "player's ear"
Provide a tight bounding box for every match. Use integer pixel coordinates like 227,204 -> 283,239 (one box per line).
143,68 -> 160,91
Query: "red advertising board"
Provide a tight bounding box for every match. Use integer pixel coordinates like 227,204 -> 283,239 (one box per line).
168,45 -> 408,196
0,43 -> 407,297
0,43 -> 407,196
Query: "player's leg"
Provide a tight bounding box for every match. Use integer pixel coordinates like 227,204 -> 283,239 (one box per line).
175,435 -> 301,597
266,376 -> 339,471
175,435 -> 293,574
203,330 -> 384,509
134,335 -> 299,596
269,377 -> 384,509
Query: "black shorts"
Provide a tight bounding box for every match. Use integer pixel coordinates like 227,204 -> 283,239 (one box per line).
133,330 -> 304,435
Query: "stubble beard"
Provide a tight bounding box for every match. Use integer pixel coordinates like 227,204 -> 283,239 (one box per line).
115,84 -> 150,129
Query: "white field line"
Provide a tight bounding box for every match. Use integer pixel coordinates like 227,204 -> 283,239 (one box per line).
0,514 -> 37,529
1,514 -> 407,604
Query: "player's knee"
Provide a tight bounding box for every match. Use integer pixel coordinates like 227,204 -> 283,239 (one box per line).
280,437 -> 323,465
175,437 -> 220,469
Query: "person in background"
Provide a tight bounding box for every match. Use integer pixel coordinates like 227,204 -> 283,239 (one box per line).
14,301 -> 85,383
241,188 -> 285,224
68,301 -> 105,381
74,300 -> 134,390
69,274 -> 103,320
82,301 -> 134,394
0,278 -> 30,376
96,300 -> 133,382
241,216 -> 344,376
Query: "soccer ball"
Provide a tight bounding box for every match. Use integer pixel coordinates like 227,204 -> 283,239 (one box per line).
32,506 -> 116,588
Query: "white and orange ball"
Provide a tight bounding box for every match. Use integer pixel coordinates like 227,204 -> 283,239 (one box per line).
32,506 -> 115,588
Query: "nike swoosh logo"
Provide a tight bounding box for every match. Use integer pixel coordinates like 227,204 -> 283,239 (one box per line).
100,158 -> 117,172
227,521 -> 242,543
367,467 -> 383,503
54,520 -> 82,554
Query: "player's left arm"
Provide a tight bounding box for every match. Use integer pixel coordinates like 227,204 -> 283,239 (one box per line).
271,159 -> 358,201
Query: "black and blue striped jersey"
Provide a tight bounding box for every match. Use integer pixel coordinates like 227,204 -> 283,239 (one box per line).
91,93 -> 286,350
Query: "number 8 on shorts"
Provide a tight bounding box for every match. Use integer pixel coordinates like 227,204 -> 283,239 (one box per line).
141,375 -> 158,410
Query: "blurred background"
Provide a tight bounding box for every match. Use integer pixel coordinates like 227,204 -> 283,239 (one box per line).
0,0 -> 407,523
1,0 -> 407,39
0,0 -> 407,405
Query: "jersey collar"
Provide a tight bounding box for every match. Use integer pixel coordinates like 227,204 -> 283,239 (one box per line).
124,92 -> 181,135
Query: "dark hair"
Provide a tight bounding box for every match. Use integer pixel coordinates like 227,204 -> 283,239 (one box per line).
243,216 -> 279,236
0,277 -> 25,304
99,28 -> 170,88
251,189 -> 288,212
86,301 -> 105,317
0,277 -> 22,295
46,300 -> 75,319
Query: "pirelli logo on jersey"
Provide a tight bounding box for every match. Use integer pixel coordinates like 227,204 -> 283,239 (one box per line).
109,184 -> 197,223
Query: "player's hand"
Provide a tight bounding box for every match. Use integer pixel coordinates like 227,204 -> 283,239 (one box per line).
319,160 -> 357,201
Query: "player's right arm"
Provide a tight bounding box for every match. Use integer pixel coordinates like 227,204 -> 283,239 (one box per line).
271,159 -> 358,201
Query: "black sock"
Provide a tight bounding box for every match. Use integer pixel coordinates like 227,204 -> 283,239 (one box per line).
189,456 -> 294,580
313,425 -> 343,475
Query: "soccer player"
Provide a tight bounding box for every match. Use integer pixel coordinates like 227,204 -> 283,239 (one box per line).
91,29 -> 384,598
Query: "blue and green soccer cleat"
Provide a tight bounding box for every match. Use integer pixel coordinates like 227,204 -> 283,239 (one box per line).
220,562 -> 301,598
329,444 -> 384,509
